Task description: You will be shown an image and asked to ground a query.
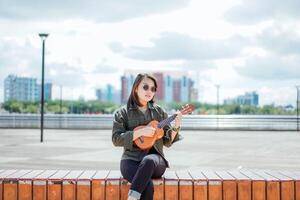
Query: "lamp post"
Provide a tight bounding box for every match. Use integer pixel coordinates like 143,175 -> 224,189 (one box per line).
59,85 -> 63,128
216,85 -> 220,115
39,33 -> 49,143
296,86 -> 300,132
60,85 -> 63,114
215,84 -> 220,130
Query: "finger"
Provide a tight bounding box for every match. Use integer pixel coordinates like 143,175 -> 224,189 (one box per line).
147,132 -> 155,136
146,126 -> 154,130
149,127 -> 155,131
144,135 -> 153,137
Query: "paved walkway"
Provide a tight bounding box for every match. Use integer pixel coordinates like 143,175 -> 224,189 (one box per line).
0,129 -> 299,171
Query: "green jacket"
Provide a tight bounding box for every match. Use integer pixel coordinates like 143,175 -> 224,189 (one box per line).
112,102 -> 182,167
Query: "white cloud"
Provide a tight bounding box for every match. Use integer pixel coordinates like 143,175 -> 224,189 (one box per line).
0,0 -> 190,22
0,0 -> 299,106
110,32 -> 248,61
235,55 -> 300,80
225,0 -> 300,24
256,27 -> 300,55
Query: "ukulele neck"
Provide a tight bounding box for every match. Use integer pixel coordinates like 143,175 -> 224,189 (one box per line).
157,114 -> 177,129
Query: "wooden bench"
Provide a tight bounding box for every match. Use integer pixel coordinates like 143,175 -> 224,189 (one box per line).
0,169 -> 299,200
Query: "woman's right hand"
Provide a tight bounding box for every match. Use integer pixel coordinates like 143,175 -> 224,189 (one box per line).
133,126 -> 155,140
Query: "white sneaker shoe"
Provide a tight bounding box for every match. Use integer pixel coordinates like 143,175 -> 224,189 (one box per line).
127,196 -> 138,200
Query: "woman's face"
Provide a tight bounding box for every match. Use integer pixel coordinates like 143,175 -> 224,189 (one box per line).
136,77 -> 156,106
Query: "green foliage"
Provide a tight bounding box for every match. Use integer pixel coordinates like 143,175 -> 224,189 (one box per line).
164,101 -> 296,115
3,100 -> 24,113
1,100 -> 297,115
23,104 -> 38,113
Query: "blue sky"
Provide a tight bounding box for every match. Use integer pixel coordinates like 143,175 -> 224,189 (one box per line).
0,0 -> 299,106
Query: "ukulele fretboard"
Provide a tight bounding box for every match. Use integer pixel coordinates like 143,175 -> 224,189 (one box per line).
157,114 -> 177,129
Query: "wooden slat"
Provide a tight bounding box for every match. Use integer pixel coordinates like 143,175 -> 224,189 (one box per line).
164,170 -> 178,200
0,170 -> 19,179
4,170 -> 31,180
216,171 -> 236,200
91,170 -> 109,200
267,171 -> 294,200
19,170 -> 44,200
33,170 -> 57,200
0,168 -> 3,200
241,170 -> 266,200
1,169 -> 299,200
153,178 -> 164,200
77,171 -> 96,200
189,171 -> 207,200
106,170 -> 121,200
0,170 -> 19,200
120,178 -> 130,200
280,171 -> 300,200
0,177 -> 2,200
176,171 -> 193,200
254,171 -> 280,200
294,172 -> 300,200
48,170 -> 70,200
62,170 -> 84,200
202,171 -> 222,200
229,170 -> 251,200
295,172 -> 300,200
3,170 -> 31,200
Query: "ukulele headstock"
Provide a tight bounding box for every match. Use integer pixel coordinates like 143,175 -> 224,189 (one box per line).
180,104 -> 195,115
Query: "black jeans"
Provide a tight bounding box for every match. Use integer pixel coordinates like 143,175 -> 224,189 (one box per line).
120,154 -> 167,200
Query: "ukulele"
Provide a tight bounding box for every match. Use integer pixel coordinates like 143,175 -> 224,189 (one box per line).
133,104 -> 195,150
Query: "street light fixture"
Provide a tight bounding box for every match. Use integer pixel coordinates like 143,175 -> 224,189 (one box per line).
39,33 -> 49,143
296,86 -> 300,132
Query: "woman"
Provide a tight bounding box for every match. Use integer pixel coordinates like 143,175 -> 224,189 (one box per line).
112,73 -> 183,200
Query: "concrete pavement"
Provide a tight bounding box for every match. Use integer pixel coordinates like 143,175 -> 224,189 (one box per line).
0,129 -> 299,171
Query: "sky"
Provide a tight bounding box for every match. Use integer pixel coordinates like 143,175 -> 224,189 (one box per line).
0,0 -> 300,106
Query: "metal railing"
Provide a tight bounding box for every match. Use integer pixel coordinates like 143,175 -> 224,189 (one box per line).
0,114 -> 298,131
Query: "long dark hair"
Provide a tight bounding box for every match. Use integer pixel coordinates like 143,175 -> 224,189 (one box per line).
127,73 -> 157,108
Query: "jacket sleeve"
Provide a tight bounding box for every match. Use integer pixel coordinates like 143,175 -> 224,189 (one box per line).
160,107 -> 182,147
112,109 -> 134,150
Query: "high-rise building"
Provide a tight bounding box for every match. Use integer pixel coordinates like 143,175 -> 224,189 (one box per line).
164,75 -> 173,103
44,83 -> 52,101
173,79 -> 181,102
95,84 -> 121,104
96,89 -> 102,100
224,91 -> 259,106
37,82 -> 52,101
4,75 -> 39,102
4,75 -> 52,102
106,84 -> 114,102
153,72 -> 164,101
180,76 -> 189,102
121,76 -> 128,104
120,70 -> 197,103
121,74 -> 135,104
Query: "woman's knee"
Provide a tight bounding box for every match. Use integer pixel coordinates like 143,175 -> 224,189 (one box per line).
141,155 -> 157,168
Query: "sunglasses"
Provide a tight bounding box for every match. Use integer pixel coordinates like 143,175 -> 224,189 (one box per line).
142,84 -> 156,93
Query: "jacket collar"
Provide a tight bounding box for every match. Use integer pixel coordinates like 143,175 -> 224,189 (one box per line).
128,102 -> 155,110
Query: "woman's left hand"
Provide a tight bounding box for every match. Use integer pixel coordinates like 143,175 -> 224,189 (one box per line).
175,111 -> 182,128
